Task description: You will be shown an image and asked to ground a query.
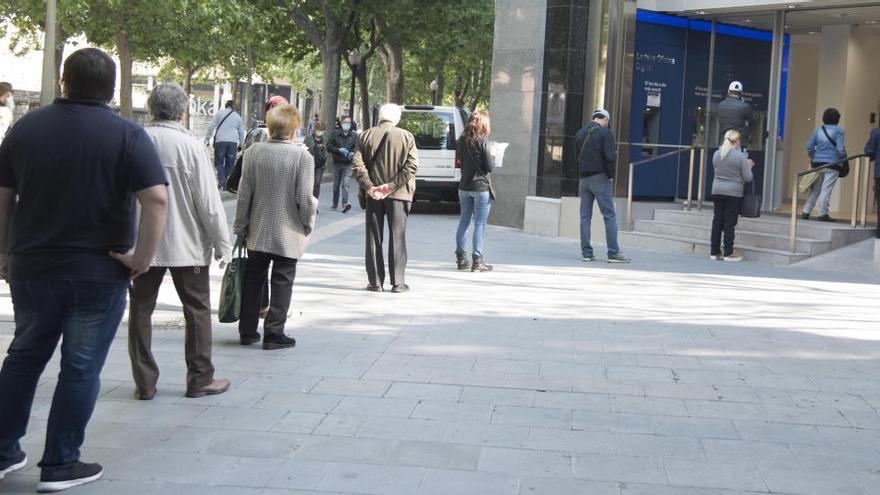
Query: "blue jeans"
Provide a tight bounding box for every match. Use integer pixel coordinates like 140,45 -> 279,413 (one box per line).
456,190 -> 492,257
579,174 -> 620,257
0,280 -> 127,474
332,164 -> 352,207
214,141 -> 238,184
803,167 -> 839,217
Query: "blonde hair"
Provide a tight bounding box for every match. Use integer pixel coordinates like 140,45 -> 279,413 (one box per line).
267,104 -> 301,140
463,111 -> 491,146
719,129 -> 740,160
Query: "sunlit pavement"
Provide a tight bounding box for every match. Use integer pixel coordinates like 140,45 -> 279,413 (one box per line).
1,181 -> 879,494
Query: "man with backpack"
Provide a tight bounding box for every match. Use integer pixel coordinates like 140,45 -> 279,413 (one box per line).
205,100 -> 244,189
575,109 -> 630,264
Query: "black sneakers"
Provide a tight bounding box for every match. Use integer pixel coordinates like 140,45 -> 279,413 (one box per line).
0,451 -> 27,480
37,461 -> 103,493
263,334 -> 296,350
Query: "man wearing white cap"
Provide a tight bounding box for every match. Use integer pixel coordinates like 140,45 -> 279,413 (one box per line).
717,81 -> 754,150
575,109 -> 631,264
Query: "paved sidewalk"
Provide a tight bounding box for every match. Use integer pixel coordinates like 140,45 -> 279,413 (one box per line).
1,183 -> 879,494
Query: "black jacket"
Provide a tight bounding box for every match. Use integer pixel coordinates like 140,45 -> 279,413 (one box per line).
457,138 -> 495,192
327,130 -> 358,165
575,122 -> 617,178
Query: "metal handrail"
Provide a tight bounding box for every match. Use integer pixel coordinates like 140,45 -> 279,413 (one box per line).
625,145 -> 698,230
619,142 -> 693,149
789,154 -> 870,253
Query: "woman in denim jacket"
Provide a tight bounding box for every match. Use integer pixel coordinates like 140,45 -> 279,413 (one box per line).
803,108 -> 847,222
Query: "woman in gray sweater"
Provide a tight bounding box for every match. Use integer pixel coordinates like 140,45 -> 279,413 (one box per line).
710,130 -> 754,262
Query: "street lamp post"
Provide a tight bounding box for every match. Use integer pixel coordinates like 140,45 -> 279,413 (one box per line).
429,79 -> 438,106
348,50 -> 362,123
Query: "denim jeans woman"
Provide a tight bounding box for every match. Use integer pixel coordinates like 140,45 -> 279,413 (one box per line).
454,111 -> 496,271
457,190 -> 492,265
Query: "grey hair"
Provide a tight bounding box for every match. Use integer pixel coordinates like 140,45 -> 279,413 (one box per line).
148,82 -> 189,121
378,104 -> 402,126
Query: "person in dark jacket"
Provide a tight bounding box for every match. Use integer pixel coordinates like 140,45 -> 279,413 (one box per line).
865,126 -> 880,238
575,109 -> 630,263
717,81 -> 754,150
304,121 -> 328,200
327,116 -> 358,212
454,111 -> 496,272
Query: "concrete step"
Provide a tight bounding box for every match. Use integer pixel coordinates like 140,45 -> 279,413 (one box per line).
619,230 -> 811,265
633,220 -> 831,256
651,209 -> 844,240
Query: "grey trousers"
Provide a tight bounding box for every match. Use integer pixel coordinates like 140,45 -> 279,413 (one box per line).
365,197 -> 410,287
128,266 -> 215,393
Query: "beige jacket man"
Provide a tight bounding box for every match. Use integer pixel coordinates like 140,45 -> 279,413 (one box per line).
350,105 -> 419,293
351,121 -> 419,201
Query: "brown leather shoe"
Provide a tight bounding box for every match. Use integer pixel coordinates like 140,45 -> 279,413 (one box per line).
185,379 -> 230,398
134,389 -> 155,401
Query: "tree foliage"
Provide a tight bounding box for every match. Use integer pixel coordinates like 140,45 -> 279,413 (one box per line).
1,0 -> 496,120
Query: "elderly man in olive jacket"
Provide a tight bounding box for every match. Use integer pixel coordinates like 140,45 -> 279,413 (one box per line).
351,104 -> 419,293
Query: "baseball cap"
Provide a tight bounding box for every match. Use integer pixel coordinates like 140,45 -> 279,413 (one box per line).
728,81 -> 743,92
592,109 -> 610,121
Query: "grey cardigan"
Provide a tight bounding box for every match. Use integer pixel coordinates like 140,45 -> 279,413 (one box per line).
711,148 -> 753,198
233,140 -> 317,259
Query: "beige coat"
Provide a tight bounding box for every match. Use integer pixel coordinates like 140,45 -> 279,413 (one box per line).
144,121 -> 232,267
351,121 -> 419,201
233,140 -> 316,259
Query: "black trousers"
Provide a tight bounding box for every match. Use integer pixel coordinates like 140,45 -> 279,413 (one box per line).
875,178 -> 880,235
711,195 -> 741,256
365,197 -> 410,287
314,166 -> 324,199
239,250 -> 297,340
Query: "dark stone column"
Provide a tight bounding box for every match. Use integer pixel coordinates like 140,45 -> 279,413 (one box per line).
536,0 -> 590,198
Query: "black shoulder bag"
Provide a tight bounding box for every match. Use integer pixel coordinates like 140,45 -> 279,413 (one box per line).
357,131 -> 390,209
821,126 -> 849,178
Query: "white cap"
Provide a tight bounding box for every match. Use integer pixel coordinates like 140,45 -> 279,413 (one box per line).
729,81 -> 743,92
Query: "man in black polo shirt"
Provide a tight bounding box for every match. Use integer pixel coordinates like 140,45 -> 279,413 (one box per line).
0,48 -> 168,492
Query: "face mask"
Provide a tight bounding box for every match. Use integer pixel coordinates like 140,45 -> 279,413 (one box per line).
315,131 -> 324,137
342,124 -> 351,132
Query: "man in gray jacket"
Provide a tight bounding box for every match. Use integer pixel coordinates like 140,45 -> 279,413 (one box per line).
717,81 -> 754,150
131,83 -> 233,399
352,104 -> 419,293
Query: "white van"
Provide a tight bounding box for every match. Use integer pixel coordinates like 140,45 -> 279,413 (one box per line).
397,105 -> 470,202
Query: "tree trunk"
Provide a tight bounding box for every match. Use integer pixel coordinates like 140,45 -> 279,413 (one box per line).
115,31 -> 133,119
435,70 -> 446,105
468,60 -> 488,112
357,62 -> 370,127
320,47 -> 341,131
53,27 -> 66,98
375,17 -> 403,103
183,67 -> 194,129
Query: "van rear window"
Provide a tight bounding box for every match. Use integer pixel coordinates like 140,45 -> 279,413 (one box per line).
398,111 -> 455,150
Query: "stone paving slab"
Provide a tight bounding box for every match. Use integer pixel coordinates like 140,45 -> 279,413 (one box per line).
1,188 -> 880,494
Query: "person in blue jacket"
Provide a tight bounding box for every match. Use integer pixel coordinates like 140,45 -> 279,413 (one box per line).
803,108 -> 847,222
865,126 -> 880,238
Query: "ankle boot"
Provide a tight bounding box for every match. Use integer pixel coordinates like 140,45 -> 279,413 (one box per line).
471,255 -> 493,272
455,250 -> 470,270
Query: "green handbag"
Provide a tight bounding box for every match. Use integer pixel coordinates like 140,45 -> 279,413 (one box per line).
218,237 -> 247,323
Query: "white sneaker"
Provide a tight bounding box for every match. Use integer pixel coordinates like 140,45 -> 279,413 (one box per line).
723,251 -> 743,262
709,254 -> 722,261
0,453 -> 27,480
581,255 -> 595,262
